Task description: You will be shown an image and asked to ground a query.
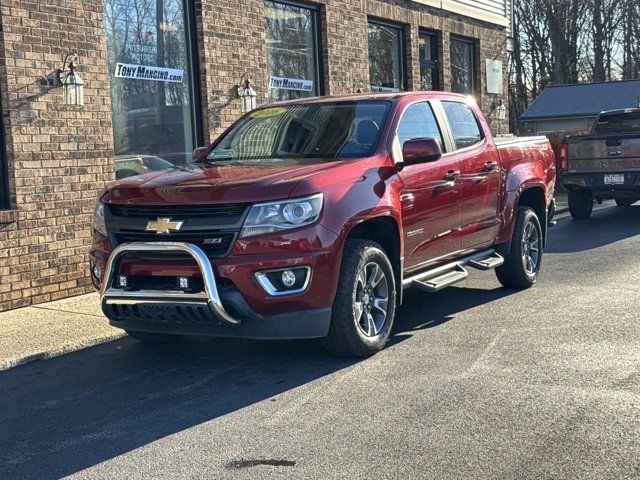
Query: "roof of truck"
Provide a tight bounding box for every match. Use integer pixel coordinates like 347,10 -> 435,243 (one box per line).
521,79 -> 640,121
265,91 -> 471,106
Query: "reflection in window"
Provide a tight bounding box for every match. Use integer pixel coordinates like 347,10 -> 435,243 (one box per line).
209,101 -> 391,161
442,101 -> 483,150
450,37 -> 476,94
397,102 -> 444,150
104,0 -> 197,177
265,1 -> 321,102
368,21 -> 405,93
419,32 -> 439,91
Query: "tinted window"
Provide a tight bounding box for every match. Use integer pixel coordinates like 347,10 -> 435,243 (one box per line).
397,102 -> 444,150
208,101 -> 391,161
419,32 -> 439,91
593,112 -> 640,134
265,1 -> 321,101
442,101 -> 483,150
450,37 -> 476,94
368,21 -> 405,92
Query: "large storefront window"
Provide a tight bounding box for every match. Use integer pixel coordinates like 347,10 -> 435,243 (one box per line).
104,0 -> 198,179
368,21 -> 405,93
419,31 -> 440,91
450,36 -> 476,94
265,0 -> 322,102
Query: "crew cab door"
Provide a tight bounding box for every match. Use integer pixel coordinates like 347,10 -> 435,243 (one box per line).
395,101 -> 462,270
441,101 -> 500,249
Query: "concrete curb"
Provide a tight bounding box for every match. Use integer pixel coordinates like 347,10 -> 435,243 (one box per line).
0,293 -> 126,373
0,331 -> 126,372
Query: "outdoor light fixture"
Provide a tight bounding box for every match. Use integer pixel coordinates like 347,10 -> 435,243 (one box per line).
496,99 -> 507,121
238,73 -> 257,114
41,52 -> 84,106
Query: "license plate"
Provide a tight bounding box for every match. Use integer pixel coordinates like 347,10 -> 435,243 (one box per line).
604,174 -> 624,185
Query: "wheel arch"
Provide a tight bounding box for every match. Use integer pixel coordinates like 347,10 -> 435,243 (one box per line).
344,216 -> 403,305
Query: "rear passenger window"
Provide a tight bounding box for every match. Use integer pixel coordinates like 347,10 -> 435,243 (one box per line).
397,102 -> 444,151
442,101 -> 483,150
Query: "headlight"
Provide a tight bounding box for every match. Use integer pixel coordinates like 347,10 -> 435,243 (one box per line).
92,201 -> 108,237
240,193 -> 323,238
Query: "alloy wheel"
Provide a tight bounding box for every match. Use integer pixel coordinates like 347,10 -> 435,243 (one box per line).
354,262 -> 389,337
521,219 -> 540,275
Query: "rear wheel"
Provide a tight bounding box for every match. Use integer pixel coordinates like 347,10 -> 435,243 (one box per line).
495,206 -> 543,289
322,240 -> 397,358
568,190 -> 593,219
615,198 -> 636,207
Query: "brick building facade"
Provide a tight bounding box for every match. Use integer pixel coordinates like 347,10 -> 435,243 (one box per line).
0,0 -> 511,311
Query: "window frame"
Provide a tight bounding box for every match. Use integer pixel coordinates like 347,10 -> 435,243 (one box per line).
264,0 -> 325,101
0,104 -> 9,210
449,35 -> 477,95
418,30 -> 440,91
367,18 -> 408,93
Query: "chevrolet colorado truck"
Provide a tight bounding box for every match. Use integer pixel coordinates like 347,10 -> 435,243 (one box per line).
90,92 -> 556,357
560,108 -> 640,219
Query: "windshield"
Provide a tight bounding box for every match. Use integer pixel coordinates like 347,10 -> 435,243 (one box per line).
207,101 -> 391,162
593,112 -> 640,134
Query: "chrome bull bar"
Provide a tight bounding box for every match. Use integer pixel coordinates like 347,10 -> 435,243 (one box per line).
100,242 -> 241,326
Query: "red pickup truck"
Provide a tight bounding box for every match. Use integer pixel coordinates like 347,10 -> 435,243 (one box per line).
90,92 -> 556,357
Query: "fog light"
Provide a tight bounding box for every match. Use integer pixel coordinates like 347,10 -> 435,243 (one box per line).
178,276 -> 191,290
117,275 -> 129,288
281,270 -> 296,287
255,266 -> 311,296
92,264 -> 102,279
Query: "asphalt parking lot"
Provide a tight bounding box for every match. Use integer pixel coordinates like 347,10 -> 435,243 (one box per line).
1,204 -> 639,480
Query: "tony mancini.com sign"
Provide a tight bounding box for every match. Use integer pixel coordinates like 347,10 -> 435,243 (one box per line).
114,63 -> 184,83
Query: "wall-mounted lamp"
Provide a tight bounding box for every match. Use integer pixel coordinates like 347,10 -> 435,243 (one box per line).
41,53 -> 84,106
495,99 -> 506,121
237,73 -> 257,114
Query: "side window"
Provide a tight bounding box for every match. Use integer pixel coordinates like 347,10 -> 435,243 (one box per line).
396,102 -> 444,150
442,101 -> 483,150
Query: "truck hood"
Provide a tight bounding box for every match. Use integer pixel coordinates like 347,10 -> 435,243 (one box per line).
103,159 -> 342,204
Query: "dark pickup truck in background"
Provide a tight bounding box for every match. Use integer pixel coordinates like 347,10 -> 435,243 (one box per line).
91,92 -> 556,357
560,108 -> 640,219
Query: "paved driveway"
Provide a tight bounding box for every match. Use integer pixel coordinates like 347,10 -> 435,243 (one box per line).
1,205 -> 639,479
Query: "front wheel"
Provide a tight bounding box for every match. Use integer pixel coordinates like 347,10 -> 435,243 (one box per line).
495,206 -> 543,289
568,190 -> 593,219
322,240 -> 397,358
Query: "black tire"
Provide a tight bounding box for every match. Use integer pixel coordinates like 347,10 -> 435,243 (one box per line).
125,330 -> 178,343
495,206 -> 543,289
321,240 -> 397,358
568,190 -> 593,219
615,198 -> 636,207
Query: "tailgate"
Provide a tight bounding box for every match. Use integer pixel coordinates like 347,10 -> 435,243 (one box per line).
567,135 -> 640,173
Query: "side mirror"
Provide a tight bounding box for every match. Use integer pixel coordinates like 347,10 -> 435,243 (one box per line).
192,146 -> 209,160
401,138 -> 442,166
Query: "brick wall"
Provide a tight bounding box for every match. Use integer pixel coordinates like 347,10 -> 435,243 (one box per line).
0,0 -> 115,311
196,0 -> 508,141
0,0 -> 508,312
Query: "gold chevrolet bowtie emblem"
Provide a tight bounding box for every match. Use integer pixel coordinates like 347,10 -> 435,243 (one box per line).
145,217 -> 184,234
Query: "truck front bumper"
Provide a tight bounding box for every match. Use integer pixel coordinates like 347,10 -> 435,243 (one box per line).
100,242 -> 332,340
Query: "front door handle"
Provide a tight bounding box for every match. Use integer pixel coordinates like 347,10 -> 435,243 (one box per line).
444,170 -> 460,181
483,161 -> 498,171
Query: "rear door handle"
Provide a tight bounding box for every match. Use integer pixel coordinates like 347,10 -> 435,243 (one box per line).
444,170 -> 460,181
483,161 -> 498,171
